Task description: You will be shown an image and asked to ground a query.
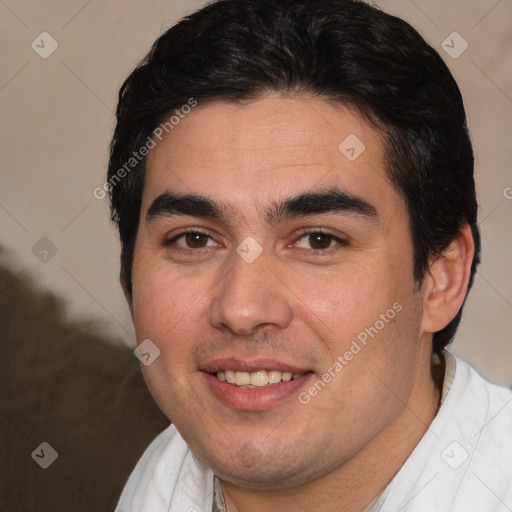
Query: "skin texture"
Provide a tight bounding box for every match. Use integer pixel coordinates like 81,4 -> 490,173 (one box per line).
124,94 -> 474,512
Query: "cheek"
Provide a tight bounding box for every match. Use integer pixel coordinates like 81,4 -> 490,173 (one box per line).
291,263 -> 391,334
131,256 -> 208,342
291,258 -> 418,369
130,261 -> 211,419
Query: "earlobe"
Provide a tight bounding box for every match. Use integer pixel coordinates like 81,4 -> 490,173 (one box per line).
420,224 -> 475,335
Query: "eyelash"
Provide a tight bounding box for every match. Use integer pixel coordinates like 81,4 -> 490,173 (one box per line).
293,229 -> 348,255
164,228 -> 348,256
164,228 -> 218,255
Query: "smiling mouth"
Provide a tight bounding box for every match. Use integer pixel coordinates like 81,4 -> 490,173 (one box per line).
214,370 -> 308,388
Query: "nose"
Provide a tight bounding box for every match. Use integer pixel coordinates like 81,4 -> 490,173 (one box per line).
208,251 -> 293,336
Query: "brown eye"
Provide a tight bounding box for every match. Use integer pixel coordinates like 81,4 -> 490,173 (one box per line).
308,233 -> 333,250
184,233 -> 210,248
294,231 -> 346,252
167,231 -> 217,250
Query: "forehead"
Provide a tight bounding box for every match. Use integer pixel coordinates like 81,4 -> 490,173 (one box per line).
143,94 -> 402,221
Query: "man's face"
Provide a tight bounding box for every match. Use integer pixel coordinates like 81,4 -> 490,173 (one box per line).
129,95 -> 430,487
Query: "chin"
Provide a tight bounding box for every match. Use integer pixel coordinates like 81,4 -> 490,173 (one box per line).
195,439 -> 337,490
212,463 -> 307,489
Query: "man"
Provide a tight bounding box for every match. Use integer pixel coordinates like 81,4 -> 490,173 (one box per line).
108,1 -> 512,510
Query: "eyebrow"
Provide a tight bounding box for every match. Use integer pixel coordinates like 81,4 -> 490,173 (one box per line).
266,188 -> 377,224
146,188 -> 377,225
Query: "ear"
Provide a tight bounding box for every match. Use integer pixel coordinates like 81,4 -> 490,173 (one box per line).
420,224 -> 475,335
120,269 -> 134,320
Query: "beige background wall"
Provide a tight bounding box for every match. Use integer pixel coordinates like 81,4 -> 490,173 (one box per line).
1,0 -> 511,384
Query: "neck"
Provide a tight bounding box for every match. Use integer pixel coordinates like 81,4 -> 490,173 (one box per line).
222,346 -> 444,512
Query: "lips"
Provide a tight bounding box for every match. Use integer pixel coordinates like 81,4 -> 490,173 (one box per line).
201,357 -> 310,375
217,369 -> 305,387
200,358 -> 314,410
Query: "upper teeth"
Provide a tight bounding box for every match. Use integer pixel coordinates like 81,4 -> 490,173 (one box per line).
216,370 -> 305,387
